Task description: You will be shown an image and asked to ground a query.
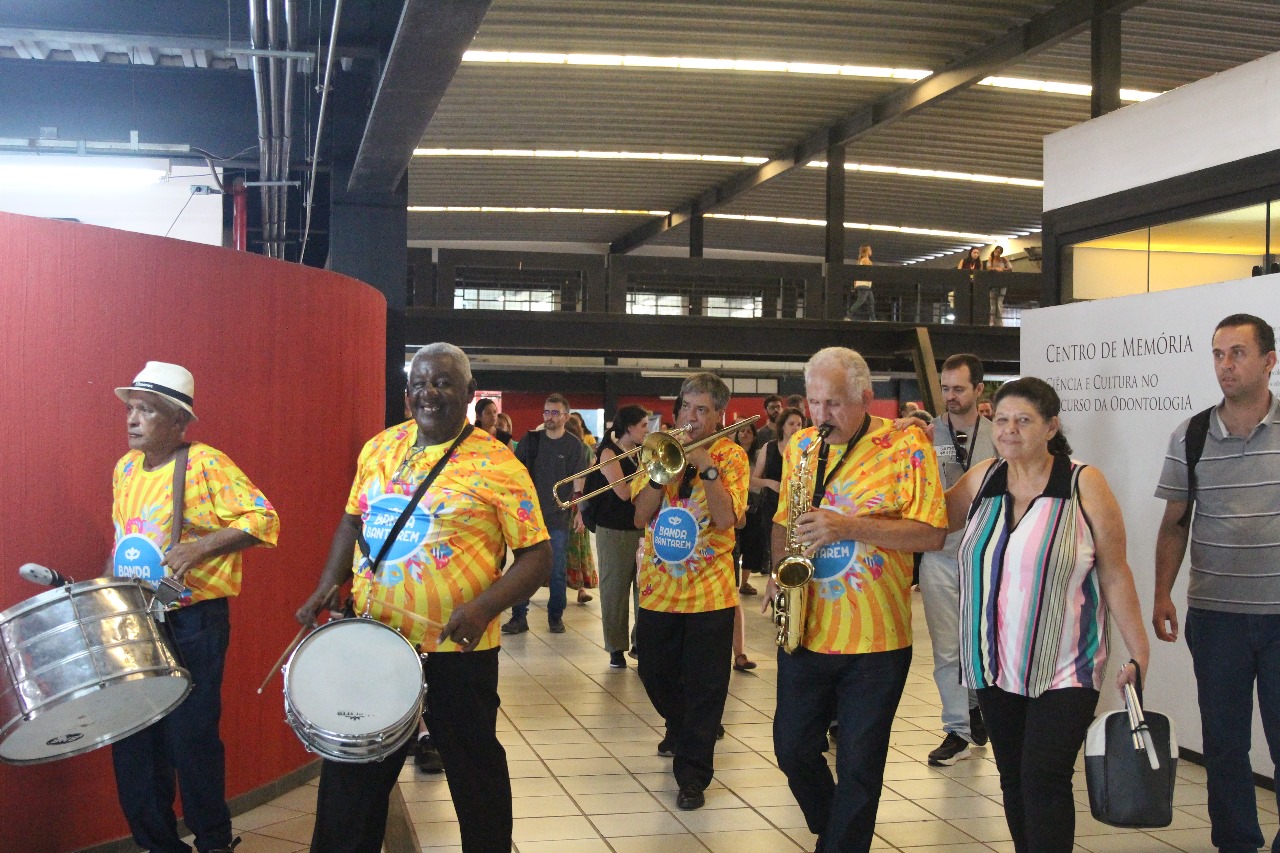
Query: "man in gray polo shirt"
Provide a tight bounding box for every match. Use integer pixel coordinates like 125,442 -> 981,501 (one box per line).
920,353 -> 998,766
1154,313 -> 1280,853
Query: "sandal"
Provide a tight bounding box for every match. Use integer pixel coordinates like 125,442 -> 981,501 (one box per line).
733,654 -> 757,672
739,581 -> 757,595
577,589 -> 593,604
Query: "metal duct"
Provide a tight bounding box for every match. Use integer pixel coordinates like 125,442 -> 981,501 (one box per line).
281,0 -> 299,260
248,0 -> 272,257
265,0 -> 283,258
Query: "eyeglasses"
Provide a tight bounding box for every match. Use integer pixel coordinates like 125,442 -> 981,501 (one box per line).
544,409 -> 566,417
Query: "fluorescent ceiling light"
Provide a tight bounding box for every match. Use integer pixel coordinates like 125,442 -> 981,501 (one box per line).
977,76 -> 1158,102
0,160 -> 167,191
462,50 -> 931,81
461,51 -> 1162,102
409,205 -> 1009,242
413,148 -> 769,166
408,205 -> 670,215
414,148 -> 1041,188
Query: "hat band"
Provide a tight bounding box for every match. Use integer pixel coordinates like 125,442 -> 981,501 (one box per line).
133,381 -> 194,406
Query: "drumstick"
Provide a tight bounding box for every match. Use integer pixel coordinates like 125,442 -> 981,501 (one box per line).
257,583 -> 339,695
371,599 -> 446,632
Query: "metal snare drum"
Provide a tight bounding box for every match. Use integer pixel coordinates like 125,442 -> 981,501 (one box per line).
283,617 -> 424,763
0,578 -> 192,764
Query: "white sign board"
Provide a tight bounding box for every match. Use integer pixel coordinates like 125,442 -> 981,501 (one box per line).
1021,275 -> 1280,773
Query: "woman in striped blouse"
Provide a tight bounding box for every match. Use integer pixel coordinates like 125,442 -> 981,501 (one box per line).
944,377 -> 1149,853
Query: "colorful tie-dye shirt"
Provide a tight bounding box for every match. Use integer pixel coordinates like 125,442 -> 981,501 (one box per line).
347,421 -> 548,652
632,437 -> 749,613
773,423 -> 946,654
112,442 -> 279,606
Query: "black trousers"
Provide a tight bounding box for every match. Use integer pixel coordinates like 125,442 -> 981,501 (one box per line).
636,606 -> 735,791
310,648 -> 511,853
112,597 -> 232,853
977,685 -> 1099,853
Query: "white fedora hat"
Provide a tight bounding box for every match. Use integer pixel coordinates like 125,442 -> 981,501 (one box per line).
115,361 -> 197,419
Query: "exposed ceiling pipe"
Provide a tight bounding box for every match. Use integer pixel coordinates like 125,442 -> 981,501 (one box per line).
299,0 -> 344,264
248,0 -> 272,257
265,0 -> 284,258
282,0 -> 299,261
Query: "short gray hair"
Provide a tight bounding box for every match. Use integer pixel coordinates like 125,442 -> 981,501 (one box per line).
679,371 -> 731,411
805,347 -> 872,399
410,343 -> 473,384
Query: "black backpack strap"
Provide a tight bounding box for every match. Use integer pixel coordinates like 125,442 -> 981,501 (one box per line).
1177,407 -> 1215,528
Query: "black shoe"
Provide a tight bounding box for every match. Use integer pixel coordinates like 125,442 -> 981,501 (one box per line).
609,651 -> 626,669
928,731 -> 973,766
628,646 -> 638,660
208,839 -> 241,853
716,725 -> 725,740
501,615 -> 528,635
548,617 -> 566,634
413,735 -> 444,773
970,707 -> 988,747
657,738 -> 674,757
676,785 -> 705,810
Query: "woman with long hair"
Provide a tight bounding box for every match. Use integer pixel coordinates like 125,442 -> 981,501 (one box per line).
592,405 -> 650,669
985,245 -> 1012,327
473,397 -> 497,434
945,377 -> 1149,852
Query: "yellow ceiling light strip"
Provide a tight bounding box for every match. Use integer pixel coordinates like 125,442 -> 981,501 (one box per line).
408,205 -> 1008,242
460,51 -> 1161,102
413,148 -> 1041,188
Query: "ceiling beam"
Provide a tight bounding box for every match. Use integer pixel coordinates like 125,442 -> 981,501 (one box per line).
609,0 -> 1150,255
346,0 -> 491,194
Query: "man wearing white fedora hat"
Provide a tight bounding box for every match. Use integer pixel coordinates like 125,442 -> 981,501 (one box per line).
108,361 -> 280,853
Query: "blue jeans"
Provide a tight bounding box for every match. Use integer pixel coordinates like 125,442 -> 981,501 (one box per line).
1185,608 -> 1280,853
112,598 -> 232,853
774,646 -> 911,853
920,550 -> 979,740
512,527 -> 568,621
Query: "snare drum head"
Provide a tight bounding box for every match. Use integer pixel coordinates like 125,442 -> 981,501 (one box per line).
286,620 -> 422,736
0,672 -> 191,763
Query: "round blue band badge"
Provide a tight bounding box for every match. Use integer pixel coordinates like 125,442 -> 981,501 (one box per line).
364,494 -> 433,566
652,507 -> 699,565
114,534 -> 165,581
812,539 -> 858,580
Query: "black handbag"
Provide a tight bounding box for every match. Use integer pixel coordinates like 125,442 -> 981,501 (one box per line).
1084,663 -> 1178,828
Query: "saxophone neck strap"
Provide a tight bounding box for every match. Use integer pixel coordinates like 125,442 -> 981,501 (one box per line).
812,413 -> 870,509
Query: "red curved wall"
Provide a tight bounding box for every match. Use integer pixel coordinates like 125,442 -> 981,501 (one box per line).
0,212 -> 387,852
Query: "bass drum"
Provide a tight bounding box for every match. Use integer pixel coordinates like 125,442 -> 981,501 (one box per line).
0,578 -> 192,764
283,617 -> 424,763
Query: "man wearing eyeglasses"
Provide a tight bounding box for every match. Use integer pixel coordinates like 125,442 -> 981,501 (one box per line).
503,393 -> 586,635
920,353 -> 999,766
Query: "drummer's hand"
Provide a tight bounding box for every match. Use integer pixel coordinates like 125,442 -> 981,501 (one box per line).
294,587 -> 336,627
162,541 -> 208,582
1115,658 -> 1146,691
440,601 -> 490,652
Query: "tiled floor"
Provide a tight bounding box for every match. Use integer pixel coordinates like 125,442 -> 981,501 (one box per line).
232,585 -> 1277,853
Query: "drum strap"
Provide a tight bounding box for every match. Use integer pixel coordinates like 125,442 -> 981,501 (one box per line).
169,443 -> 189,551
357,425 -> 474,574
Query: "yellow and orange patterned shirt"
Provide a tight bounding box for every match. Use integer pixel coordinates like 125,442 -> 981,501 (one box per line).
774,423 -> 946,654
112,442 -> 279,606
632,436 -> 749,614
347,421 -> 548,652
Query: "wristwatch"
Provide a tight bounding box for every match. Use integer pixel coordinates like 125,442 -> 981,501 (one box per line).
699,466 -> 720,481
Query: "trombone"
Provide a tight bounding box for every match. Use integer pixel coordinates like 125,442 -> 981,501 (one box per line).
554,415 -> 759,509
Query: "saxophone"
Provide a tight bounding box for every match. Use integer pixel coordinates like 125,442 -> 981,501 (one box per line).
772,425 -> 831,653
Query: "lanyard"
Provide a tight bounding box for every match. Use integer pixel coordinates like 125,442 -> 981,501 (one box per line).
946,415 -> 979,472
812,414 -> 871,508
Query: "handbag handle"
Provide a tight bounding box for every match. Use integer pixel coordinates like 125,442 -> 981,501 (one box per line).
1126,658 -> 1144,705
